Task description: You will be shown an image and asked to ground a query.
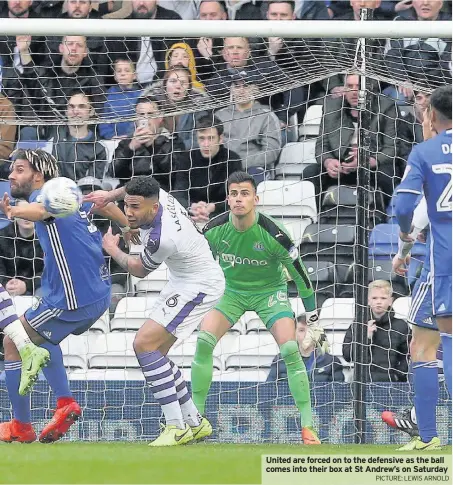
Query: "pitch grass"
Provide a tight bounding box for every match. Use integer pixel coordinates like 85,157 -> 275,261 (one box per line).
0,443 -> 451,484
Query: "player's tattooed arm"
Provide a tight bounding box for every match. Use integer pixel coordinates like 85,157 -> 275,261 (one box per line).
102,227 -> 150,278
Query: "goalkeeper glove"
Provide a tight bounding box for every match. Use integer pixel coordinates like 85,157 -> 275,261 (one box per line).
305,310 -> 319,326
307,326 -> 330,355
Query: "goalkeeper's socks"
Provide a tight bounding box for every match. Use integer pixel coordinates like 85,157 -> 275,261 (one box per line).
413,361 -> 438,442
280,340 -> 313,428
4,361 -> 31,423
170,361 -> 202,427
136,350 -> 185,429
191,331 -> 217,416
440,333 -> 452,396
40,342 -> 72,399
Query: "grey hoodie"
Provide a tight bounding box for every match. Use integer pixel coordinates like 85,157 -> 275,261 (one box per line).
216,102 -> 281,169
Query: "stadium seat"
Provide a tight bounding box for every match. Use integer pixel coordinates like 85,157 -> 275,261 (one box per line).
132,264 -> 169,293
242,312 -> 267,334
289,297 -> 306,315
216,369 -> 268,382
320,185 -> 358,225
16,140 -> 53,153
324,330 -> 347,357
224,334 -> 279,370
392,297 -> 411,321
12,295 -> 38,316
275,139 -> 317,179
300,224 -> 355,275
281,218 -> 312,248
369,224 -> 425,259
89,310 -> 110,333
88,333 -> 138,369
110,296 -> 159,331
256,180 -> 317,221
319,298 -> 354,329
303,260 -> 336,301
299,104 -> 322,138
168,334 -> 222,370
76,369 -> 145,381
60,334 -> 97,370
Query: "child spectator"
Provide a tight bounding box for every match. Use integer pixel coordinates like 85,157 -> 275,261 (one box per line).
99,59 -> 143,140
342,280 -> 411,382
165,42 -> 205,93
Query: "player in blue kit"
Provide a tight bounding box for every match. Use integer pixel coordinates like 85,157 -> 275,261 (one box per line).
0,149 -> 133,443
394,85 -> 452,450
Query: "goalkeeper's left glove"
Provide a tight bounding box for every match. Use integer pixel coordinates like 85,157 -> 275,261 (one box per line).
307,325 -> 330,355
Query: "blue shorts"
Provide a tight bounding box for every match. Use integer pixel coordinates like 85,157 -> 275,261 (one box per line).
433,275 -> 452,318
408,270 -> 437,331
24,295 -> 110,345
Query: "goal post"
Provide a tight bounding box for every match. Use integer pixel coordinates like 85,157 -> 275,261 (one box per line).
0,16 -> 450,444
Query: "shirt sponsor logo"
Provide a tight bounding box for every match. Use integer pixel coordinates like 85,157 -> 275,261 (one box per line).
253,242 -> 264,251
221,253 -> 268,267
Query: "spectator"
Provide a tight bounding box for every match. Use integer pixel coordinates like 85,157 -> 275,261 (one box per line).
0,1 -> 47,60
187,115 -> 242,222
31,0 -> 64,18
99,59 -> 143,140
77,177 -> 127,312
158,0 -> 200,19
384,0 -> 451,101
0,200 -> 44,296
397,90 -> 429,164
267,314 -> 345,383
20,91 -> 107,181
342,280 -> 411,382
216,73 -> 281,178
146,66 -> 208,150
189,1 -> 228,84
303,74 -> 401,207
107,0 -> 181,86
48,0 -> 109,75
166,42 -> 205,92
108,96 -> 190,207
232,0 -> 329,20
204,37 -> 280,101
0,93 -> 17,180
16,35 -> 106,117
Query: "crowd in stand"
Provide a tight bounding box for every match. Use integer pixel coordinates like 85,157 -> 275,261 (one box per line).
0,0 -> 449,376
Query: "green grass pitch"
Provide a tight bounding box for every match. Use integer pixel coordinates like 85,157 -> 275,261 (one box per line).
0,443 -> 450,484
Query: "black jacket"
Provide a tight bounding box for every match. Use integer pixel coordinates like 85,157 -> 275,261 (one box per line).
19,59 -> 106,119
384,11 -> 452,89
109,132 -> 190,207
186,146 -> 242,215
0,223 -> 44,295
342,309 -> 411,382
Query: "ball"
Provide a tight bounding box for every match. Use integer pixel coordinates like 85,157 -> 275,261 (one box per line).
40,177 -> 83,218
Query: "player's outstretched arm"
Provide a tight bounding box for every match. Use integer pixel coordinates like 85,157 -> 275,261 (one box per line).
93,202 -> 141,246
84,187 -> 126,209
0,194 -> 52,222
102,227 -> 150,278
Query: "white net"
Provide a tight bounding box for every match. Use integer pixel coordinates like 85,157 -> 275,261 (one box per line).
0,10 -> 451,444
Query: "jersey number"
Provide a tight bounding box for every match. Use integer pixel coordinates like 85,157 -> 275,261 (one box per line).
433,164 -> 452,212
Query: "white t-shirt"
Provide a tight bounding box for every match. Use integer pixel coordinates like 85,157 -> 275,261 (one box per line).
140,189 -> 224,291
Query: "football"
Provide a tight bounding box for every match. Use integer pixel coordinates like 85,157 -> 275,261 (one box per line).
40,177 -> 83,218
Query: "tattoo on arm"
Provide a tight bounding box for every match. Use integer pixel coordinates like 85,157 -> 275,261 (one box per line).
116,252 -> 130,273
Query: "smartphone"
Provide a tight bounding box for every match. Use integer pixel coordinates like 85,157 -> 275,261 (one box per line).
137,118 -> 148,129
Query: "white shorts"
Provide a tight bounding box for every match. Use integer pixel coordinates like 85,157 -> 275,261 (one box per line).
146,282 -> 224,341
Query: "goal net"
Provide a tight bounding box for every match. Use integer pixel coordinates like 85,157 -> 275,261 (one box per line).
0,16 -> 451,444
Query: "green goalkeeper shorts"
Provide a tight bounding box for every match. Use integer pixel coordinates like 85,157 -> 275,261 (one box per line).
214,287 -> 294,330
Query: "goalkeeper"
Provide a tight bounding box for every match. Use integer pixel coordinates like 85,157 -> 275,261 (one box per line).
192,171 -> 326,445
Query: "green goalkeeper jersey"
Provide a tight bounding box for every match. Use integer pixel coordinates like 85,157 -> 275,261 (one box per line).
203,211 -> 314,301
